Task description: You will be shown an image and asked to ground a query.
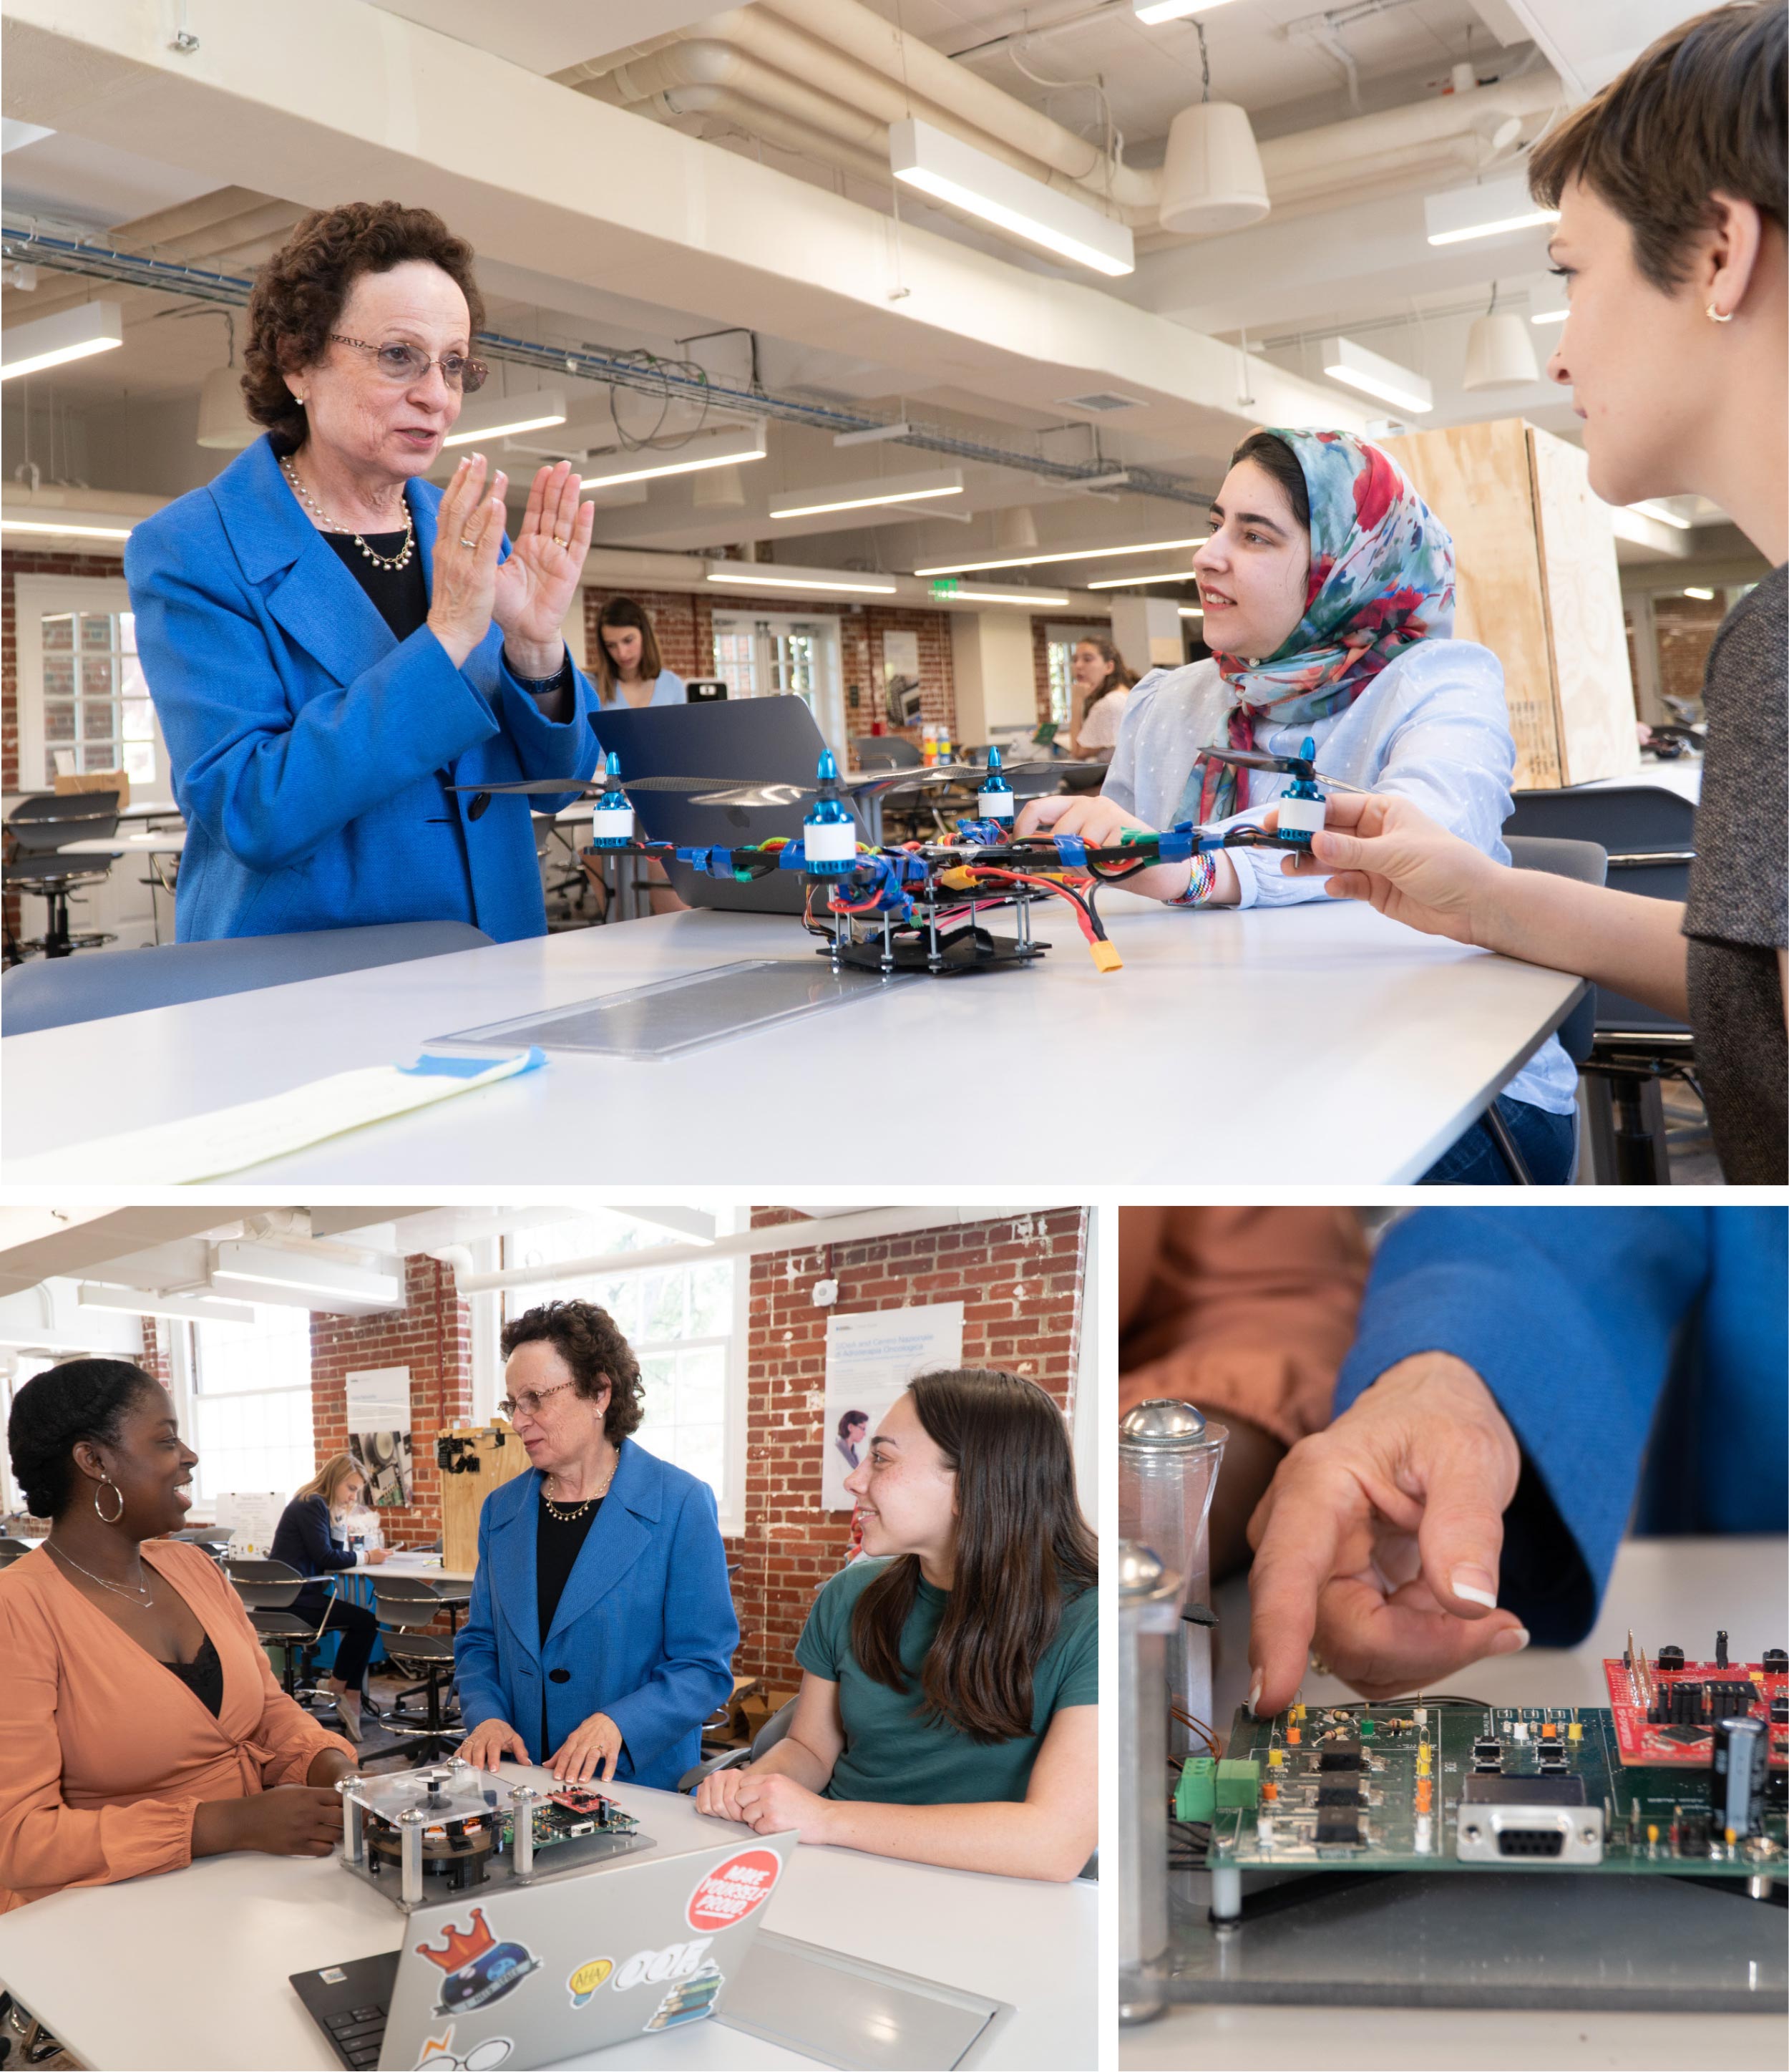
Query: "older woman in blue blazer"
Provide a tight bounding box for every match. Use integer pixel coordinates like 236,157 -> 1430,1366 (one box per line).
455,1300 -> 736,1790
124,200 -> 601,944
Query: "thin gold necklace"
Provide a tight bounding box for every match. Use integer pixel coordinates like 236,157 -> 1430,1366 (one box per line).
542,1459 -> 616,1520
282,454 -> 415,572
48,1537 -> 157,1609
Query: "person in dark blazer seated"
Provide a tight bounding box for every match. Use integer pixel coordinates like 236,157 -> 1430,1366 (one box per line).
125,200 -> 601,944
269,1452 -> 388,1743
454,1300 -> 736,1789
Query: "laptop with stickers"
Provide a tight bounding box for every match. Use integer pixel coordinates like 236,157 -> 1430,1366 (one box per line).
291,1829 -> 798,2072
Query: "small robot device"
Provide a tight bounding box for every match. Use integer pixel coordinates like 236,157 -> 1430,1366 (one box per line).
336,1761 -> 650,1912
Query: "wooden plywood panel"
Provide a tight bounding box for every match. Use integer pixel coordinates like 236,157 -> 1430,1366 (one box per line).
1390,419 -> 1562,788
439,1423 -> 530,1575
1526,424 -> 1643,787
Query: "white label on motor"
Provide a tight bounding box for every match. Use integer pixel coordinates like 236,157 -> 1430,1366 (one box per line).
591,803 -> 635,839
802,821 -> 857,862
977,789 -> 1014,820
1276,796 -> 1326,834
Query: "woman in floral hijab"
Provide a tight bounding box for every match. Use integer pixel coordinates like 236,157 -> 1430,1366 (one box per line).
1020,427 -> 1580,1185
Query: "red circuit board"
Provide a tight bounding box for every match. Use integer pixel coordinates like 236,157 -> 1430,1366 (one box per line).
1604,1655 -> 1788,1768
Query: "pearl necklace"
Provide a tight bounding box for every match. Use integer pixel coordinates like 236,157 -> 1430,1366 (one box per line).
542,1460 -> 616,1520
281,454 -> 415,572
47,1537 -> 157,1609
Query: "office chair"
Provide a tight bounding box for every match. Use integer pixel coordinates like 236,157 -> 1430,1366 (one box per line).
1506,787 -> 1700,1182
372,1577 -> 466,1766
223,1557 -> 346,1723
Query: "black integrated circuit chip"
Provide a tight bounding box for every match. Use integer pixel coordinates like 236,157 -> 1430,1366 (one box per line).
1316,1784 -> 1363,1807
1318,1744 -> 1363,1772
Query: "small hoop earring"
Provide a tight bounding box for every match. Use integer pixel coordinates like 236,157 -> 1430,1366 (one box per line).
1706,303 -> 1734,324
94,1476 -> 125,1525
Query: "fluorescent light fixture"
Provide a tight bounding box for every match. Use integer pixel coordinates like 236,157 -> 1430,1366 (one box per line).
1424,173 -> 1559,247
78,1284 -> 255,1327
1627,499 -> 1695,531
890,117 -> 1135,278
1320,335 -> 1433,416
834,420 -> 912,447
705,562 -> 897,595
440,386 -> 567,449
0,299 -> 123,381
1134,0 -> 1242,20
581,420 -> 769,492
945,588 -> 1071,606
1682,586 -> 1715,600
210,1240 -> 403,1313
1088,566 -> 1201,588
1066,470 -> 1131,491
0,517 -> 133,540
1178,605 -> 1204,618
1530,303 -> 1566,325
770,468 -> 964,520
917,536 -> 1205,578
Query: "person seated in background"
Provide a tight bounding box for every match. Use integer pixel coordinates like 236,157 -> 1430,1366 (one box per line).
1119,1206 -> 1369,1581
454,1300 -> 736,1788
696,1368 -> 1096,1882
1018,427 -> 1581,1185
1068,635 -> 1136,762
0,1361 -> 355,1912
269,1451 -> 388,1743
1244,1206 -> 1788,1719
591,595 -> 688,710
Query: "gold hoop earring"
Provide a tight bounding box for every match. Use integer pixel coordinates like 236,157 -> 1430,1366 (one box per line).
1706,303 -> 1734,324
94,1476 -> 125,1525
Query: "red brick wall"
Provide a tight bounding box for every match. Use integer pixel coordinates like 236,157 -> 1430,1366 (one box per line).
308,1258 -> 472,1552
585,584 -> 955,746
137,1317 -> 170,1388
726,1207 -> 1089,1687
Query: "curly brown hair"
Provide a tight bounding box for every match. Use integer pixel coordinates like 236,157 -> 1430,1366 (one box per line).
242,200 -> 486,450
499,1300 -> 645,1446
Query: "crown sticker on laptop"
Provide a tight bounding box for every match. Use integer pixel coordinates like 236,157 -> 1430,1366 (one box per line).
414,1909 -> 541,2016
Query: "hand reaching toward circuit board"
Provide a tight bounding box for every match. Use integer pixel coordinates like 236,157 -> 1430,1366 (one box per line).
1244,1353 -> 1531,1716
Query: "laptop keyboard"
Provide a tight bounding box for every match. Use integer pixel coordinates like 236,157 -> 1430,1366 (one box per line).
323,2003 -> 388,2067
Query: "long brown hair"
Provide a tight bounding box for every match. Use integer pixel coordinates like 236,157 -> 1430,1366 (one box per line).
294,1452 -> 363,1512
593,595 -> 666,703
1076,633 -> 1139,714
849,1367 -> 1097,1743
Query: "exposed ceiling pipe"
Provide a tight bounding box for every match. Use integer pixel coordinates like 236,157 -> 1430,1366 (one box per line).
652,84 -> 894,188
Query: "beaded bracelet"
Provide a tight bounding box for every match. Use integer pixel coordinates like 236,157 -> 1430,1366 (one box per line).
1171,852 -> 1218,906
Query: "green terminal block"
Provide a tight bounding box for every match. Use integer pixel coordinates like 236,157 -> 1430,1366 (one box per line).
1216,1758 -> 1261,1810
1176,1756 -> 1217,1824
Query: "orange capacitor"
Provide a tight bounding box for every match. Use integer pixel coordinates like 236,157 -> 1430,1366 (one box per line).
1541,1723 -> 1558,1739
1263,1781 -> 1279,1803
1287,1726 -> 1302,1746
1415,1778 -> 1433,1813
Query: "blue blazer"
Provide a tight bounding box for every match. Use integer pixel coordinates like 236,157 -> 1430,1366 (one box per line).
125,435 -> 601,943
454,1440 -> 738,1789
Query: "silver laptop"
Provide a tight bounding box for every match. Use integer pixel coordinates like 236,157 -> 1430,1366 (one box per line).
293,1829 -> 797,2071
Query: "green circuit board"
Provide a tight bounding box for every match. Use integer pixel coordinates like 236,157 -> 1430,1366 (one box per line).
1188,1700 -> 1786,1879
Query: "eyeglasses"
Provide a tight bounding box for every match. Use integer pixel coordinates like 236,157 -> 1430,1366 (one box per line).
330,334 -> 489,392
498,1381 -> 575,1423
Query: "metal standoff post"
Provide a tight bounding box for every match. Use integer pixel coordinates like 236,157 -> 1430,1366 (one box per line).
337,1775 -> 365,1865
396,1805 -> 427,1906
509,1784 -> 540,1879
1119,1541 -> 1182,2027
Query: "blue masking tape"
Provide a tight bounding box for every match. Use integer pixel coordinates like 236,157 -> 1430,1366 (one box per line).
1155,830 -> 1194,862
399,1047 -> 546,1080
1053,835 -> 1088,869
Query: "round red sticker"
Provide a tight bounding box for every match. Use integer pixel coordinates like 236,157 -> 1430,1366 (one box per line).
686,1848 -> 782,1933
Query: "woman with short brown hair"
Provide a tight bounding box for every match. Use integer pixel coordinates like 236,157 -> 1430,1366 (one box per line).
126,200 -> 602,944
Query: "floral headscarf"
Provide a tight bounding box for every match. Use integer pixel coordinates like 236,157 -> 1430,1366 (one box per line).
1195,429 -> 1455,822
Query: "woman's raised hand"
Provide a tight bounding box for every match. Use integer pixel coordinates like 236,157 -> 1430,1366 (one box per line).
492,460 -> 595,678
1276,790 -> 1501,943
427,454 -> 507,668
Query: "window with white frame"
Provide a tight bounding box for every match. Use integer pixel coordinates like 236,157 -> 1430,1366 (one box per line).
186,1305 -> 315,1506
497,1212 -> 744,1532
13,577 -> 169,792
710,612 -> 844,754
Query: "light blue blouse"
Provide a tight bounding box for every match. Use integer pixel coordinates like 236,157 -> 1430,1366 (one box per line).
594,668 -> 686,711
1102,639 -> 1579,1116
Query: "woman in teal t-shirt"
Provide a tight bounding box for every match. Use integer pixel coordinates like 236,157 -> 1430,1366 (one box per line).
696,1367 -> 1097,1880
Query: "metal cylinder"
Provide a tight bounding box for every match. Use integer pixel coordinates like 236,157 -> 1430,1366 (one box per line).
397,1806 -> 427,1906
1119,1541 -> 1181,2026
337,1776 -> 364,1866
509,1784 -> 539,1879
1118,1399 -> 1227,1756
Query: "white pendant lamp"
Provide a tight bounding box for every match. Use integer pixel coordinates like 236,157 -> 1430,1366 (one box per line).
1463,292 -> 1541,391
197,364 -> 259,450
994,506 -> 1040,553
1158,101 -> 1269,235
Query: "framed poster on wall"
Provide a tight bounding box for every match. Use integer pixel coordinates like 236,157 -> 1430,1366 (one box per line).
822,1302 -> 963,1511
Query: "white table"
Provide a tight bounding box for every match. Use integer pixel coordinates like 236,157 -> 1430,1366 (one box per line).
0,1765 -> 1095,2071
0,895 -> 1582,1184
1126,1536 -> 1788,2071
1583,757 -> 1702,804
57,829 -> 186,856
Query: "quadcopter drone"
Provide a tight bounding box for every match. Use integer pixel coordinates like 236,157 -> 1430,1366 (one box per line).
454,741 -> 1335,978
